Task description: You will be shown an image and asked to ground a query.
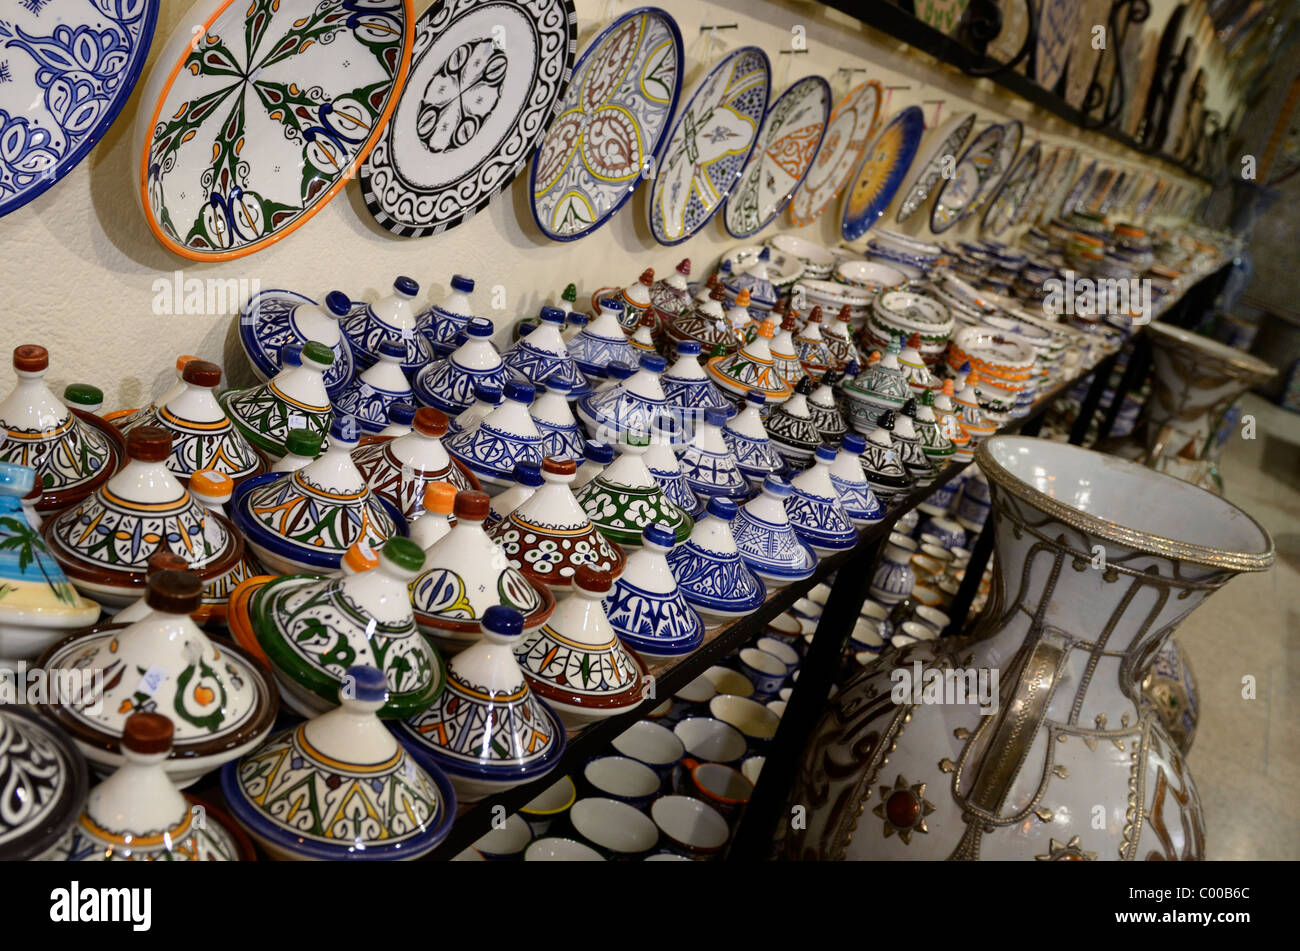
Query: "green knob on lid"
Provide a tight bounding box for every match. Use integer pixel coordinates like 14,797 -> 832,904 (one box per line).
380,536 -> 425,575
64,383 -> 103,409
562,283 -> 577,303
284,427 -> 323,458
301,341 -> 336,366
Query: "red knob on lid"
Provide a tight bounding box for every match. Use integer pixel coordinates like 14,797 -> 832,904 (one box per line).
838,305 -> 851,322
13,345 -> 48,373
122,712 -> 174,756
573,563 -> 611,594
453,490 -> 490,522
181,360 -> 222,388
126,426 -> 173,462
807,306 -> 822,323
541,457 -> 577,476
638,269 -> 654,286
412,407 -> 449,438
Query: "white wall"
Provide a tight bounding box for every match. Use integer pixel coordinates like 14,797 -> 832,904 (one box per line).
1,0 -> 1216,410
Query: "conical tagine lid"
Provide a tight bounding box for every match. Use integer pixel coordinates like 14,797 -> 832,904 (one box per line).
352,406 -> 480,522
0,706 -> 88,860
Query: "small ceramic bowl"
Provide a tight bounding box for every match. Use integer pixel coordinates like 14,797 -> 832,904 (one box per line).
651,795 -> 730,858
702,665 -> 755,699
677,758 -> 755,819
673,716 -> 747,767
472,813 -> 533,861
644,850 -> 693,861
914,605 -> 951,635
791,597 -> 822,619
611,720 -> 685,776
524,837 -> 605,861
708,694 -> 780,748
519,775 -> 577,837
808,582 -> 833,605
911,583 -> 945,608
675,673 -> 718,705
569,797 -> 660,859
647,698 -> 673,720
754,636 -> 800,671
741,755 -> 765,786
901,619 -> 937,642
583,756 -> 662,810
766,699 -> 787,718
778,687 -> 792,702
910,553 -> 946,582
737,647 -> 788,698
763,611 -> 806,658
850,618 -> 885,654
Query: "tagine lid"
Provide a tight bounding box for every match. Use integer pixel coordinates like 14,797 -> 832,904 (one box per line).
443,381 -> 545,485
0,345 -> 126,513
574,439 -> 694,547
706,319 -> 794,402
351,407 -> 481,518
42,427 -> 245,593
395,606 -> 567,783
37,570 -> 277,760
604,524 -> 705,655
490,458 -> 627,592
0,706 -> 89,861
219,341 -> 335,457
249,537 -> 445,718
515,565 -> 650,714
221,665 -> 457,861
238,289 -> 356,394
664,497 -> 767,615
765,379 -> 823,453
411,490 -> 556,640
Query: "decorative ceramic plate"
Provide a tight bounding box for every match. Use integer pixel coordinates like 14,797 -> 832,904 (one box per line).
915,0 -> 969,35
1065,0 -> 1109,108
1084,166 -> 1116,214
840,105 -> 924,242
1059,158 -> 1097,217
138,0 -> 414,260
362,0 -> 576,238
1035,0 -> 1079,92
894,110 -> 974,224
649,45 -> 769,245
981,140 -> 1040,237
963,118 -> 1019,221
928,123 -> 1003,234
0,0 -> 159,219
1134,176 -> 1164,217
724,74 -> 830,238
1036,147 -> 1078,224
529,6 -> 680,241
789,81 -> 881,227
1010,143 -> 1061,228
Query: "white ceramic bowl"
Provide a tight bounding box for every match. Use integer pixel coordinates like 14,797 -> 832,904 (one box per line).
651,795 -> 730,856
702,665 -> 756,698
570,797 -> 660,856
673,716 -> 748,764
524,837 -> 605,861
472,813 -> 533,859
708,693 -> 780,741
611,720 -> 685,772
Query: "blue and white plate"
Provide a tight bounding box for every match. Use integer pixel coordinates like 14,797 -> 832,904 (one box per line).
0,0 -> 159,218
840,104 -> 925,242
929,123 -> 1004,235
530,6 -> 682,241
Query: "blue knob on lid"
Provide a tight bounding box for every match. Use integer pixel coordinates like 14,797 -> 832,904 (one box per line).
344,665 -> 388,704
745,389 -> 766,406
676,341 -> 701,356
450,275 -> 474,293
706,496 -> 738,520
324,291 -> 352,317
844,361 -> 860,376
567,313 -> 590,327
377,337 -> 406,359
330,414 -> 361,444
704,407 -> 728,427
518,322 -> 536,338
841,432 -> 866,454
638,354 -> 667,373
642,523 -> 677,549
540,306 -> 565,324
387,402 -> 417,426
513,461 -> 544,487
503,380 -> 534,404
762,474 -> 791,497
466,317 -> 494,337
394,276 -> 420,297
605,361 -> 634,381
541,377 -> 572,395
279,342 -> 304,367
583,440 -> 615,464
599,297 -> 625,312
815,445 -> 837,463
472,381 -> 503,403
482,605 -> 524,640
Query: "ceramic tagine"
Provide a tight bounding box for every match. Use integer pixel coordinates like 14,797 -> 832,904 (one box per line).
413,318 -> 518,417
333,338 -> 416,435
569,299 -> 637,378
530,381 -> 586,462
676,407 -> 752,502
490,458 -> 627,598
890,399 -> 935,485
230,415 -> 404,575
595,360 -> 635,392
645,427 -> 703,519
409,482 -> 456,552
953,368 -> 999,449
661,340 -> 734,423
489,462 -> 544,529
859,411 -> 915,504
352,406 -> 480,525
501,306 -> 592,400
841,336 -> 909,434
650,259 -> 693,336
394,606 -> 566,803
410,490 -> 555,655
0,462 -> 100,666
823,306 -> 862,370
721,249 -> 780,313
807,372 -> 848,442
0,706 -> 88,860
913,390 -> 955,469
222,665 -> 456,860
764,378 -> 823,470
449,380 -> 504,436
443,380 -> 544,496
246,536 -> 444,719
592,269 -> 655,334
420,274 -> 479,358
867,531 -> 917,605
730,474 -> 818,587
240,289 -> 355,398
44,712 -> 252,861
574,436 -> 693,547
118,359 -> 263,485
829,433 -> 888,526
630,314 -> 658,355
42,427 -> 244,606
665,497 -> 766,623
220,341 -> 335,461
37,570 -> 276,786
785,446 -> 859,555
794,307 -> 833,382
665,287 -> 736,355
706,319 -> 794,406
770,309 -> 809,390
723,390 -> 786,487
576,354 -> 675,447
724,289 -> 754,345
338,276 -> 432,373
514,564 -> 649,728
0,345 -> 125,514
188,469 -> 265,625
603,524 -> 705,663
784,436 -> 1275,860
109,353 -> 198,431
933,379 -> 973,463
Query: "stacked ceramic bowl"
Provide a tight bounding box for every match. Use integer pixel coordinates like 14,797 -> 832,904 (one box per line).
794,278 -> 874,327
946,326 -> 1038,422
863,229 -> 942,280
767,234 -> 835,280
832,259 -> 907,305
863,287 -> 954,364
723,245 -> 805,292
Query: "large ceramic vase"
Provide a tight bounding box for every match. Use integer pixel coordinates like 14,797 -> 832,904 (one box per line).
1138,323 -> 1274,494
784,436 -> 1273,861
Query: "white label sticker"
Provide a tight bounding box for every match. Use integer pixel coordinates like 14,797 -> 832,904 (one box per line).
137,665 -> 169,696
288,412 -> 307,429
356,538 -> 376,563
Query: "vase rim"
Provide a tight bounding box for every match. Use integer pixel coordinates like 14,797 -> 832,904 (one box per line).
976,436 -> 1274,573
1146,323 -> 1276,381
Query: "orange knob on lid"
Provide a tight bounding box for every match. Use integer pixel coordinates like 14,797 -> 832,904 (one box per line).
423,481 -> 456,515
190,468 -> 234,500
735,289 -> 751,307
573,563 -> 612,594
942,378 -> 955,396
542,456 -> 577,476
412,407 -> 449,438
342,540 -> 380,574
807,306 -> 822,322
837,305 -> 851,322
756,319 -> 776,339
13,345 -> 48,373
175,354 -> 200,373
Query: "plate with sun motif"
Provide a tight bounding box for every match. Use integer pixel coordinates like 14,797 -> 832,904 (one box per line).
724,74 -> 830,238
362,0 -> 577,238
963,117 -> 1019,222
789,80 -> 881,227
137,0 -> 414,260
894,109 -> 974,224
529,6 -> 681,242
981,140 -> 1040,237
840,105 -> 924,242
0,0 -> 160,220
648,45 -> 770,245
928,122 -> 1003,235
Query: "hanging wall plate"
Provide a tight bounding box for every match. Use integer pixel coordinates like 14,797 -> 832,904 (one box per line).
724,75 -> 830,239
840,105 -> 924,242
530,6 -> 681,241
1034,147 -> 1078,225
0,0 -> 159,220
928,122 -> 1003,235
1059,158 -> 1097,217
915,0 -> 971,36
137,0 -> 414,260
788,81 -> 881,228
963,118 -> 1019,222
1035,0 -> 1080,93
362,0 -> 577,238
1064,0 -> 1110,109
648,45 -> 770,246
894,110 -> 975,224
1010,143 -> 1061,229
981,140 -> 1040,237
